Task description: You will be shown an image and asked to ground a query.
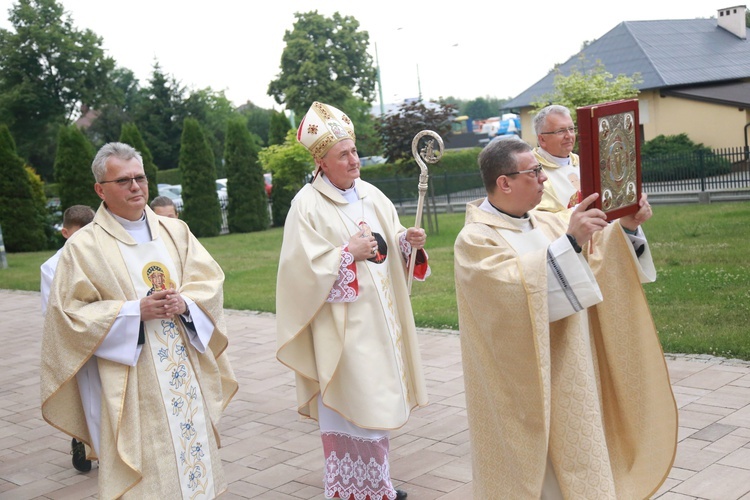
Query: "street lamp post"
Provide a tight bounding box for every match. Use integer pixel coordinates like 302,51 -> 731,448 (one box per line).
375,42 -> 385,116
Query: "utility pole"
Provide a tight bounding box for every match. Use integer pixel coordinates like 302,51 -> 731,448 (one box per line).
375,42 -> 385,116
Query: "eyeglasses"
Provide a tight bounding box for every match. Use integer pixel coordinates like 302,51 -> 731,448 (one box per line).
505,165 -> 544,178
540,126 -> 577,136
98,175 -> 148,187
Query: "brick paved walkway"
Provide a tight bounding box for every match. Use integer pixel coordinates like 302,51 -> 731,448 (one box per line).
2,289 -> 750,499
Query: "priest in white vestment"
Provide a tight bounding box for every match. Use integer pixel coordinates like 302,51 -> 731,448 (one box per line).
533,105 -> 582,213
454,136 -> 678,499
41,142 -> 237,499
276,102 -> 430,500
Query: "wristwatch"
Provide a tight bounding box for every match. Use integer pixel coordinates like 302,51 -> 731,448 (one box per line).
566,234 -> 582,253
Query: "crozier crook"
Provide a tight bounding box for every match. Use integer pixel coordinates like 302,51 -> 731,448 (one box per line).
408,130 -> 444,294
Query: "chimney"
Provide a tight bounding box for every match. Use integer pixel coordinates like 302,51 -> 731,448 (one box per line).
717,5 -> 747,39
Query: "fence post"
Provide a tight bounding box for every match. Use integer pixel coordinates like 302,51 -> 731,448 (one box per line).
445,172 -> 451,204
0,225 -> 7,270
699,149 -> 706,192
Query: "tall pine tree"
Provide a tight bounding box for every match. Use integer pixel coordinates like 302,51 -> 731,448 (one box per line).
224,118 -> 267,233
0,125 -> 47,251
179,118 -> 221,237
53,125 -> 99,211
119,123 -> 158,202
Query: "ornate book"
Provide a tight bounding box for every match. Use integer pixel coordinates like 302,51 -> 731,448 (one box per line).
576,99 -> 642,221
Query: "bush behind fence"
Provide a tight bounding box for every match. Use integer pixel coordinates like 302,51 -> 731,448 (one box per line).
362,146 -> 750,204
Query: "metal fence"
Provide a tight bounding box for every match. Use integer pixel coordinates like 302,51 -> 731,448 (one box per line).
199,148 -> 750,225
362,147 -> 750,213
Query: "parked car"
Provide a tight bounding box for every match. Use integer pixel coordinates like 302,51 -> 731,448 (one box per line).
359,156 -> 387,166
157,185 -> 182,206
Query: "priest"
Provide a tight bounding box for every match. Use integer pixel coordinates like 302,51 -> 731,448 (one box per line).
454,136 -> 677,499
276,102 -> 430,500
41,142 -> 237,499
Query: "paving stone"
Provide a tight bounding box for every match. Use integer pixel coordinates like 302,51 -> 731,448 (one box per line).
2,289 -> 750,497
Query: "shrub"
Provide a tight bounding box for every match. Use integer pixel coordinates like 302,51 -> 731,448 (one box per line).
0,125 -> 47,252
179,118 -> 221,237
156,168 -> 182,186
54,125 -> 99,211
120,123 -> 158,202
224,118 -> 267,233
259,130 -> 313,227
360,147 -> 482,200
641,134 -> 732,182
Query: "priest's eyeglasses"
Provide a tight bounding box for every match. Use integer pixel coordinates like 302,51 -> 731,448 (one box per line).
505,165 -> 543,178
99,175 -> 148,187
539,126 -> 577,136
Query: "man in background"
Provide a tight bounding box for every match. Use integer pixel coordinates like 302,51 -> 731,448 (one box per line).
40,204 -> 95,472
533,104 -> 581,212
150,195 -> 179,218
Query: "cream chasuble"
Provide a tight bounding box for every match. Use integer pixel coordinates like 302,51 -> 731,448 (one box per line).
454,200 -> 677,499
41,204 -> 237,500
276,175 -> 427,429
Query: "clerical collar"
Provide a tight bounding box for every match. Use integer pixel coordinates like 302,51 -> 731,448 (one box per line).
109,209 -> 151,244
537,147 -> 571,167
487,199 -> 527,219
322,173 -> 359,203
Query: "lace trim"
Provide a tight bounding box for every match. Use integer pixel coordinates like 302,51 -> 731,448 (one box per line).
327,246 -> 358,303
321,432 -> 396,500
399,233 -> 431,281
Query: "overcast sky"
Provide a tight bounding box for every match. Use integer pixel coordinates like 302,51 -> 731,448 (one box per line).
0,0 -> 718,110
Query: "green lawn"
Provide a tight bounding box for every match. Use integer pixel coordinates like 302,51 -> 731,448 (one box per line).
3,201 -> 749,359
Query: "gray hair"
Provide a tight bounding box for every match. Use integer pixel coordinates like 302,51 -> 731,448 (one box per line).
91,142 -> 144,182
532,105 -> 572,136
478,136 -> 532,193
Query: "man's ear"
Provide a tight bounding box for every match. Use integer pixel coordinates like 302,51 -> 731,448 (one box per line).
495,175 -> 512,194
94,182 -> 105,201
60,227 -> 70,239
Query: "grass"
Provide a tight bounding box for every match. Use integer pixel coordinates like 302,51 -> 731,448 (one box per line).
3,201 -> 749,359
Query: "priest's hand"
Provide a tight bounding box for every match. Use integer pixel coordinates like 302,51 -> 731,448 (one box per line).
405,227 -> 426,250
140,289 -> 187,321
348,228 -> 378,261
567,193 -> 608,245
619,193 -> 652,232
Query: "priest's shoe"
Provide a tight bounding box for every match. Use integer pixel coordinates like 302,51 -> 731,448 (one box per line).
71,438 -> 92,472
396,489 -> 407,500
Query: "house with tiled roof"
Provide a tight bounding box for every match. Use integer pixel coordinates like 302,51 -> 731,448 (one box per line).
504,6 -> 750,150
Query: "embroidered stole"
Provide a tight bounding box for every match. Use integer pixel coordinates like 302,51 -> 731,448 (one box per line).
118,239 -> 215,499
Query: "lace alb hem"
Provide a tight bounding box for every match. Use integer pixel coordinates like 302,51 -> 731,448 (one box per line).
322,431 -> 396,500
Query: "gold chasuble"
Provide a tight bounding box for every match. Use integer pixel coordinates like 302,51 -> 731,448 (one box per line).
454,201 -> 677,499
276,175 -> 428,429
41,205 -> 237,499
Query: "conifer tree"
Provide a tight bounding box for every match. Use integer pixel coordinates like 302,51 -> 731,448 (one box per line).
268,110 -> 292,146
0,125 -> 47,251
120,123 -> 158,202
179,118 -> 221,237
224,118 -> 267,233
25,165 -> 56,249
54,125 -> 99,211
